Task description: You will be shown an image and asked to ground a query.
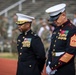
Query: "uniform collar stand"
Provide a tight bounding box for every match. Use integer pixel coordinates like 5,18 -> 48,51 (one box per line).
59,19 -> 70,28
25,29 -> 31,35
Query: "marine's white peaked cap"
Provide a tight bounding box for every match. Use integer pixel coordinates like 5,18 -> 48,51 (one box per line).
16,13 -> 35,24
45,3 -> 66,16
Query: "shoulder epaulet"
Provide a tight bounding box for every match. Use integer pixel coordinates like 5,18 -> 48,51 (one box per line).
31,31 -> 38,37
68,22 -> 75,28
67,27 -> 76,37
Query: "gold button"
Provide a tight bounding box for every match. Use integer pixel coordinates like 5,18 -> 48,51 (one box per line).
20,53 -> 22,55
31,32 -> 33,34
55,65 -> 57,66
25,33 -> 27,35
52,52 -> 55,56
58,32 -> 60,34
18,40 -> 20,42
21,47 -> 22,49
56,36 -> 58,38
62,25 -> 64,27
53,49 -> 55,51
29,65 -> 32,67
23,37 -> 25,39
58,62 -> 61,64
54,45 -> 55,47
55,40 -> 56,42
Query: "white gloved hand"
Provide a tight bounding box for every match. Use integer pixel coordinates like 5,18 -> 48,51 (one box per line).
46,65 -> 52,75
51,69 -> 57,74
46,61 -> 57,75
46,65 -> 57,75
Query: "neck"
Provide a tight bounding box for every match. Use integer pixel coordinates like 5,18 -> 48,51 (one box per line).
57,17 -> 68,26
25,28 -> 31,33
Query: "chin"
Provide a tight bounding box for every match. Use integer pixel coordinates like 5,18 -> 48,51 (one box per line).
18,29 -> 22,32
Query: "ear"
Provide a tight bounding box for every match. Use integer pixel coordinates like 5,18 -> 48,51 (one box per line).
26,23 -> 31,27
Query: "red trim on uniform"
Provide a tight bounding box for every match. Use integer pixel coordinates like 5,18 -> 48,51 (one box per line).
51,61 -> 62,70
67,23 -> 73,28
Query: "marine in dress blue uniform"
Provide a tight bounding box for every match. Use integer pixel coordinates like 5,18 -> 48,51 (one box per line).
45,3 -> 76,75
16,13 -> 46,75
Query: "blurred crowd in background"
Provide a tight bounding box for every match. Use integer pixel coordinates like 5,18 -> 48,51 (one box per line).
0,12 -> 76,53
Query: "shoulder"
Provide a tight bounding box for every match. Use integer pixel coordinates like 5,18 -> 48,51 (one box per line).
17,33 -> 22,40
30,32 -> 42,42
30,32 -> 42,45
68,27 -> 76,37
31,31 -> 40,38
69,27 -> 76,33
68,21 -> 75,28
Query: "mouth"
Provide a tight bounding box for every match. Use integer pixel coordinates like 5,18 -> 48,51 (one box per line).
18,28 -> 22,32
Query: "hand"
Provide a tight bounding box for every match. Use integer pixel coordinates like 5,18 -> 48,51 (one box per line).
46,65 -> 57,75
51,69 -> 57,74
46,65 -> 51,75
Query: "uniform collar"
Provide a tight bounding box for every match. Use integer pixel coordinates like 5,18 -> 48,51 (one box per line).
22,29 -> 32,35
61,19 -> 70,28
25,29 -> 31,35
53,19 -> 70,31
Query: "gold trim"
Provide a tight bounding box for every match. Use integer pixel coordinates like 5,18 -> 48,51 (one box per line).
59,53 -> 73,63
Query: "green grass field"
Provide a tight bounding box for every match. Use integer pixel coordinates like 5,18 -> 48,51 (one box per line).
0,52 -> 18,59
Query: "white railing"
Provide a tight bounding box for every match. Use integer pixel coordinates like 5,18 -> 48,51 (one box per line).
32,0 -> 36,3
0,0 -> 26,17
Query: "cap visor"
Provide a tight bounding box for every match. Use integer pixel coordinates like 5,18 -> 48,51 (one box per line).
50,15 -> 59,21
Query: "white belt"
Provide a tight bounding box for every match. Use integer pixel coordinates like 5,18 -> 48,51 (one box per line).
52,52 -> 65,56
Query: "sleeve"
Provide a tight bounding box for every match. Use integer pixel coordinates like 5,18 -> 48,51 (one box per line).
49,28 -> 76,70
31,36 -> 46,72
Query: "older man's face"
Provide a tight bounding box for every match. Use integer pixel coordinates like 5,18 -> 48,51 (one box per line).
18,23 -> 31,32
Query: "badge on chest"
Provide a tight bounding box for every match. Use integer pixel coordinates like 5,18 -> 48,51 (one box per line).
22,38 -> 32,47
58,30 -> 69,40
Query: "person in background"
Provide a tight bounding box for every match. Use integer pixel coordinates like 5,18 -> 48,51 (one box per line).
40,22 -> 50,52
73,13 -> 76,26
36,18 -> 44,34
45,3 -> 76,75
38,22 -> 49,37
31,19 -> 38,34
16,13 -> 46,75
